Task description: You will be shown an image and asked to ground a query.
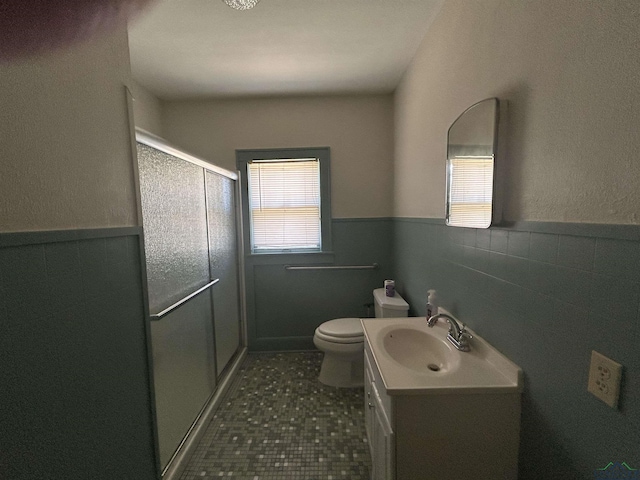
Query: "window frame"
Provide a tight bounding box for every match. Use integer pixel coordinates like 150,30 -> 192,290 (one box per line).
236,147 -> 332,256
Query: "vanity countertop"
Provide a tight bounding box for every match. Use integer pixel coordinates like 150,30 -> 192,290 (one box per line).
361,315 -> 523,395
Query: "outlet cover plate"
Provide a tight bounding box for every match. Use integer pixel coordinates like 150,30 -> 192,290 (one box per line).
587,350 -> 623,408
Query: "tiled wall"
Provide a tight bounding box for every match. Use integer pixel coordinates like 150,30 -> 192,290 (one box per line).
0,231 -> 157,480
393,219 -> 640,478
247,218 -> 394,351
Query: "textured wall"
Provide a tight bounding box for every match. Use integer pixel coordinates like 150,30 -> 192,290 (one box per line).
130,80 -> 163,136
0,234 -> 157,479
393,220 -> 640,478
394,0 -> 640,224
248,218 -> 393,351
162,95 -> 395,219
0,21 -> 157,479
0,24 -> 137,232
392,0 -> 640,476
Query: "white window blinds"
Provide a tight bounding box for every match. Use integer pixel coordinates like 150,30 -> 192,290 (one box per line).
248,159 -> 321,251
448,157 -> 494,228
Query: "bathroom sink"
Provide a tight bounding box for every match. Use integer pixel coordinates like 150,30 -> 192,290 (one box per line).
362,315 -> 522,394
382,327 -> 460,374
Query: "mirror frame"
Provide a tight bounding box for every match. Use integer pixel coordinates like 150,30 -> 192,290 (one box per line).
445,97 -> 501,229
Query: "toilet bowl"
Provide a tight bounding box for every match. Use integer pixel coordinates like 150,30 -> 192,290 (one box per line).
314,288 -> 409,387
314,317 -> 365,388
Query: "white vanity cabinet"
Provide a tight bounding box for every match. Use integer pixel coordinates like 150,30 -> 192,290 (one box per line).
365,356 -> 394,480
363,323 -> 522,480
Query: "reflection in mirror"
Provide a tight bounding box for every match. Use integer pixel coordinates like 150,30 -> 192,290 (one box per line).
446,98 -> 499,228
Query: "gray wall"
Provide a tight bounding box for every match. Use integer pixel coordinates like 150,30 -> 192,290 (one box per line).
0,21 -> 158,480
0,232 -> 157,479
394,0 -> 640,224
393,0 -> 640,477
248,218 -> 393,351
393,220 -> 640,477
162,95 -> 395,219
131,80 -> 163,136
0,24 -> 138,231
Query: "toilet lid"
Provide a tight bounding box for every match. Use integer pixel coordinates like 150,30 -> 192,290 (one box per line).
317,317 -> 363,339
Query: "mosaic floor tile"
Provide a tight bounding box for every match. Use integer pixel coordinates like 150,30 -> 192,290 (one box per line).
179,352 -> 371,480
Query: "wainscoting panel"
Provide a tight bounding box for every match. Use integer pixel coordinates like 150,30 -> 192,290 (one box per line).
393,218 -> 640,479
0,230 -> 157,480
246,218 -> 393,351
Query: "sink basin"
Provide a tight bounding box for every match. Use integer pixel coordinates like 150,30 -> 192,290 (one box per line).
382,327 -> 460,374
361,315 -> 523,394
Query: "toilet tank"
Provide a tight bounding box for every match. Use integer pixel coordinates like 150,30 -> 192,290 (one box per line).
373,288 -> 409,318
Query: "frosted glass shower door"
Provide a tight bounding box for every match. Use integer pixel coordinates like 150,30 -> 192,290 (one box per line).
206,171 -> 241,376
137,143 -> 217,469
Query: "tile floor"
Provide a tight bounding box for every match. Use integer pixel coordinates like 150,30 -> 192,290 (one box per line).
179,352 -> 371,480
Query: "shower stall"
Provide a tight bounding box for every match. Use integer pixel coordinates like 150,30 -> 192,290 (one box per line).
135,130 -> 245,476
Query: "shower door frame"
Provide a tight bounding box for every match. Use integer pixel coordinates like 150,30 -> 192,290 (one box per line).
134,127 -> 248,477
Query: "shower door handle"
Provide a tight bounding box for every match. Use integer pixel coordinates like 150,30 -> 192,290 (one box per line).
150,278 -> 220,320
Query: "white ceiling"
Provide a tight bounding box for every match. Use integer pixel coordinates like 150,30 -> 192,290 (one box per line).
128,0 -> 443,100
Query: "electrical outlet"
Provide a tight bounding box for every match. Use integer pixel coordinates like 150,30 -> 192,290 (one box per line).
587,350 -> 623,408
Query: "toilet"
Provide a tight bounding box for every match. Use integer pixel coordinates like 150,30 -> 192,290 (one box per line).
313,288 -> 409,387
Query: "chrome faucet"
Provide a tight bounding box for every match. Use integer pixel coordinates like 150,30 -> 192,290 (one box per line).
427,313 -> 472,352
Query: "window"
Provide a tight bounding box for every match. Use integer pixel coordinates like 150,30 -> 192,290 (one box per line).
237,148 -> 331,254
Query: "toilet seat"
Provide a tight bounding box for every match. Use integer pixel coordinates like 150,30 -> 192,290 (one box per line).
315,318 -> 364,344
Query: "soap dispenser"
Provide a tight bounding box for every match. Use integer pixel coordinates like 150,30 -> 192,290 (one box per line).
426,289 -> 438,319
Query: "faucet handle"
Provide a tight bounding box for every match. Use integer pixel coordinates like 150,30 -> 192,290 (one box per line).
458,329 -> 473,343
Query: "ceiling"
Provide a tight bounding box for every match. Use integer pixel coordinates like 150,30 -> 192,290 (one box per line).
127,0 -> 443,100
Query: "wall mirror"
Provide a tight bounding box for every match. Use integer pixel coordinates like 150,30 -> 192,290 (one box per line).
446,98 -> 500,228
